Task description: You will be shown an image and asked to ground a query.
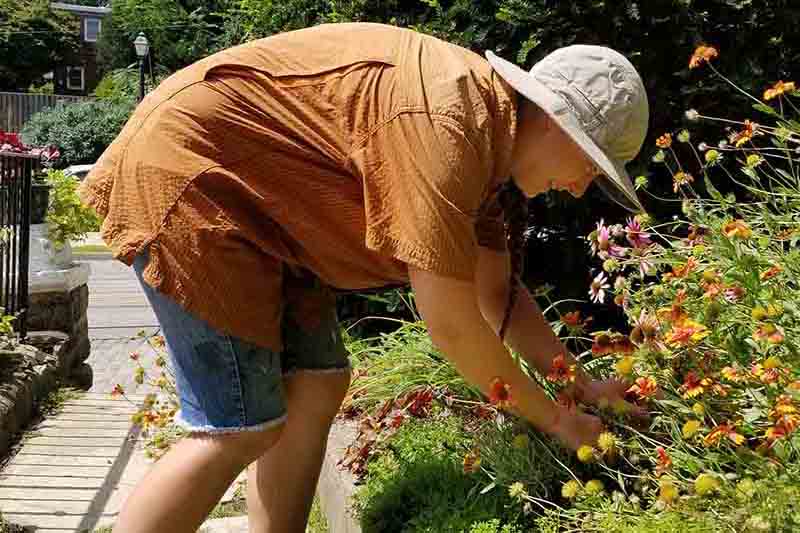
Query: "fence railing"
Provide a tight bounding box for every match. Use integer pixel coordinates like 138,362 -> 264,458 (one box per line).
0,151 -> 34,338
1,91 -> 91,133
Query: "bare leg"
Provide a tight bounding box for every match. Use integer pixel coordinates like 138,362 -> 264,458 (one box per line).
113,426 -> 283,533
247,371 -> 351,533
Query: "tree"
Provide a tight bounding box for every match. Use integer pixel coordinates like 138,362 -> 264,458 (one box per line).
0,0 -> 79,91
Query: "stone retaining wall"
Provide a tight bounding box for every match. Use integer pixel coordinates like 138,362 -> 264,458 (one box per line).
0,332 -> 92,458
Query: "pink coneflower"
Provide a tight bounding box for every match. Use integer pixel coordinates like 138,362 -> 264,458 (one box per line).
589,272 -> 611,304
625,217 -> 652,248
723,285 -> 745,303
591,220 -> 611,257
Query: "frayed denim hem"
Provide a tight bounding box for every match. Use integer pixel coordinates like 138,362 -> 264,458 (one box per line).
174,413 -> 288,435
282,365 -> 352,377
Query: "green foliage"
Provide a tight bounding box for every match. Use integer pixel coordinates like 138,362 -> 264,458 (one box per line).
345,320 -> 480,413
468,520 -> 522,533
20,99 -> 134,167
92,66 -> 171,102
44,169 -> 102,247
0,0 -> 79,91
354,416 -> 519,533
28,80 -> 54,94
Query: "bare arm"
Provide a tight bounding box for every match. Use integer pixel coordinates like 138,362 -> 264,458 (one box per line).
409,266 -> 602,448
475,246 -> 591,389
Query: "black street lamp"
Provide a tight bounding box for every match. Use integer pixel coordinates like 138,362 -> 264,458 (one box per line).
133,32 -> 150,102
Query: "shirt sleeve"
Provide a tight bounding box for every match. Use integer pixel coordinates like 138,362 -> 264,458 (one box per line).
348,112 -> 499,281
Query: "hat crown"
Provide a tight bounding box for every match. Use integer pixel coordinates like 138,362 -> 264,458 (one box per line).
529,45 -> 649,164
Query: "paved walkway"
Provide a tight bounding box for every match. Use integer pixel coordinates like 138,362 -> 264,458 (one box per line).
0,257 -> 163,532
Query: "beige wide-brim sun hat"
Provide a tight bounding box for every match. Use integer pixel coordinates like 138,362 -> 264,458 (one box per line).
486,46 -> 649,212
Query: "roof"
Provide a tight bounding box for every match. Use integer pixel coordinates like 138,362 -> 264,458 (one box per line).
50,2 -> 112,16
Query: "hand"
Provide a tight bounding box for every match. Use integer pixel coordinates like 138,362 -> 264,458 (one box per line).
548,404 -> 603,451
576,378 -> 649,419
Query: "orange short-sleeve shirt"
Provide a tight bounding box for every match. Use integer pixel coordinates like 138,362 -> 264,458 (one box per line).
80,22 -> 518,350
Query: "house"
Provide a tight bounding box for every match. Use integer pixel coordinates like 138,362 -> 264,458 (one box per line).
49,2 -> 112,96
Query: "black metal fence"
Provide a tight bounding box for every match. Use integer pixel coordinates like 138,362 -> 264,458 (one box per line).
0,151 -> 34,338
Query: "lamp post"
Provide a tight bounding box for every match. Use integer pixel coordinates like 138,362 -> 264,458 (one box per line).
133,32 -> 150,102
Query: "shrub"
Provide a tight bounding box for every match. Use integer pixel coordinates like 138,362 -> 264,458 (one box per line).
20,99 -> 134,167
44,169 -> 102,246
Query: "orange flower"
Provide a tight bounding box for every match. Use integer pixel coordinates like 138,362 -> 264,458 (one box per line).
704,422 -> 745,447
666,320 -> 710,346
656,446 -> 672,476
663,258 -> 697,282
680,371 -> 713,399
722,220 -> 753,240
764,80 -> 796,101
730,120 -> 761,147
546,353 -> 577,385
753,323 -> 784,344
760,265 -> 783,281
689,45 -> 719,69
765,398 -> 800,441
751,361 -> 789,385
702,282 -> 722,300
463,450 -> 482,474
627,376 -> 658,401
591,332 -> 635,356
488,377 -> 514,409
672,171 -> 694,192
562,311 -> 582,327
656,133 -> 673,148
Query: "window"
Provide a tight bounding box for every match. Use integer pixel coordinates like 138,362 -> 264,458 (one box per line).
84,17 -> 101,42
66,66 -> 85,91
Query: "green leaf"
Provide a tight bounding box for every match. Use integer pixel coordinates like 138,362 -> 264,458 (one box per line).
704,174 -> 724,202
752,102 -> 780,117
479,482 -> 497,495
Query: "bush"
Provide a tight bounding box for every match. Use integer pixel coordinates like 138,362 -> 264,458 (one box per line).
20,99 -> 134,167
93,66 -> 171,102
44,169 -> 102,246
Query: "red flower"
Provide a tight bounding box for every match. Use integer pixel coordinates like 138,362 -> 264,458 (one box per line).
627,376 -> 658,401
546,354 -> 576,385
488,377 -> 514,409
405,388 -> 434,417
656,446 -> 672,476
591,332 -> 635,356
111,384 -> 125,397
562,311 -> 582,327
680,371 -> 713,399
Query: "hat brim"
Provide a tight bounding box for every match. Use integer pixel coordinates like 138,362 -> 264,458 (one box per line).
486,51 -> 644,213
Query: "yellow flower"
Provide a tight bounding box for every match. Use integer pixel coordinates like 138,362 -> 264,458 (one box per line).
764,80 -> 796,101
615,356 -> 635,377
585,479 -> 605,495
751,306 -> 768,321
508,481 -> 527,500
577,445 -> 596,463
692,403 -> 706,417
764,356 -> 782,370
561,480 -> 582,499
683,419 -> 702,439
597,432 -> 618,456
659,479 -> 680,503
694,473 -> 720,496
512,434 -> 530,450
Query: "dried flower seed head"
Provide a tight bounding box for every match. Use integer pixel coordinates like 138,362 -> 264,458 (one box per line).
561,480 -> 582,499
677,129 -> 691,143
585,479 -> 605,495
577,445 -> 596,463
694,473 -> 720,496
656,133 -> 673,149
685,109 -> 700,122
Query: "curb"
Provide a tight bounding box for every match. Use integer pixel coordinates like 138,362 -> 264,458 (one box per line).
317,420 -> 362,533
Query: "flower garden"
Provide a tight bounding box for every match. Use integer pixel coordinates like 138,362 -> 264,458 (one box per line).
112,46 -> 800,532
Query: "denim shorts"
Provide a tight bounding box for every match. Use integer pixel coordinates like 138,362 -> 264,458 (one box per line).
133,252 -> 350,434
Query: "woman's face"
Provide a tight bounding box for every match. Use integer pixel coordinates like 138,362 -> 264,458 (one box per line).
510,103 -> 598,198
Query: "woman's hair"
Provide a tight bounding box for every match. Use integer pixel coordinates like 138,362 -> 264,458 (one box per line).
475,179 -> 530,342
